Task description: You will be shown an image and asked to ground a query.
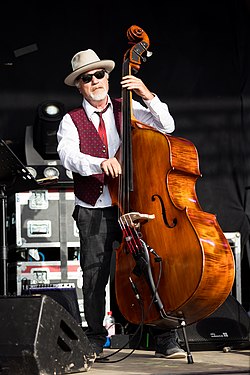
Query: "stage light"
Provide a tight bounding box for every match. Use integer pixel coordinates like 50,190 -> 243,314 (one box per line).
43,166 -> 60,178
43,104 -> 61,116
26,166 -> 37,179
33,100 -> 65,160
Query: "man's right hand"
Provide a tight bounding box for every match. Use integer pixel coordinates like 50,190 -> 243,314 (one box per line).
100,157 -> 122,178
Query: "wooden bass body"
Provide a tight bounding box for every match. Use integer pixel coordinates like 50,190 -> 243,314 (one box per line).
115,125 -> 235,328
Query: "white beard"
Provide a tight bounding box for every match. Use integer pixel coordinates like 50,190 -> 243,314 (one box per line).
89,89 -> 108,101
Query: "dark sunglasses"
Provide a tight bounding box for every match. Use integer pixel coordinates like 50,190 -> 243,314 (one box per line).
79,69 -> 106,84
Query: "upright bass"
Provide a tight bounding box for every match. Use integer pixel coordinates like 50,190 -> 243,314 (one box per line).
111,25 -> 235,329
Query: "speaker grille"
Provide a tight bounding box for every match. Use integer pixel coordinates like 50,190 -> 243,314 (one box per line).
178,295 -> 250,350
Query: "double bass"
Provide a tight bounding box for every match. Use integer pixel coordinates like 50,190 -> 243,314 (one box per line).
111,25 -> 235,330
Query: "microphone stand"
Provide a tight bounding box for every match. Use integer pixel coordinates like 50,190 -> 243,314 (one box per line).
0,185 -> 8,295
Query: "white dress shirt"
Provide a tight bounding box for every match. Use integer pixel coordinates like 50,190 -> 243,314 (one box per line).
57,94 -> 175,208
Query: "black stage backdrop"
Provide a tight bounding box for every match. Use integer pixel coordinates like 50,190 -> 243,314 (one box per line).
0,1 -> 249,310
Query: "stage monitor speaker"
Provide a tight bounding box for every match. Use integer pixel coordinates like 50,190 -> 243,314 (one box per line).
178,294 -> 250,351
0,295 -> 95,374
22,283 -> 82,325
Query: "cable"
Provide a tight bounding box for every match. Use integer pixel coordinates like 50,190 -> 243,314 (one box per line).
97,284 -> 145,363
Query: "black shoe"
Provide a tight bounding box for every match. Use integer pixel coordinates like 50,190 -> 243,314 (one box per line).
155,338 -> 186,359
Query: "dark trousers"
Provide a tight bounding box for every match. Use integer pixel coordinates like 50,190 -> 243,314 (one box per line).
72,205 -> 122,346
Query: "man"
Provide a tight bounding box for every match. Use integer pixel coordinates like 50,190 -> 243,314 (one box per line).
57,49 -> 186,359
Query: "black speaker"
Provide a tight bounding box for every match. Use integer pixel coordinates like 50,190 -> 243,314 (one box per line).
0,295 -> 95,374
178,294 -> 250,351
22,283 -> 82,325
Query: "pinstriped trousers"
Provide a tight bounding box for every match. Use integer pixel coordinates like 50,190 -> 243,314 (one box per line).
72,204 -> 122,348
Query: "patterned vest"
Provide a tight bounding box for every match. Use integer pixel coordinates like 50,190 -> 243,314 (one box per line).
69,98 -> 122,206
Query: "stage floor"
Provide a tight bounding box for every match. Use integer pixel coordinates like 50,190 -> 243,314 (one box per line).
83,347 -> 250,375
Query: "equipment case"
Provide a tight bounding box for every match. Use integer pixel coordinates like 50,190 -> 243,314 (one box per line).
8,259 -> 111,327
8,190 -> 79,249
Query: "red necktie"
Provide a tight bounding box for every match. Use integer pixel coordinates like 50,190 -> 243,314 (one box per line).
96,105 -> 109,157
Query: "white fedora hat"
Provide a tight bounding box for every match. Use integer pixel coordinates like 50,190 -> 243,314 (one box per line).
64,49 -> 115,86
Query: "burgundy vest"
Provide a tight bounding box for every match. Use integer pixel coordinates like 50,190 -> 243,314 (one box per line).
69,98 -> 122,206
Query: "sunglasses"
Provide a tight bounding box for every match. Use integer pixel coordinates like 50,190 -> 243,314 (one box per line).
79,69 -> 106,84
